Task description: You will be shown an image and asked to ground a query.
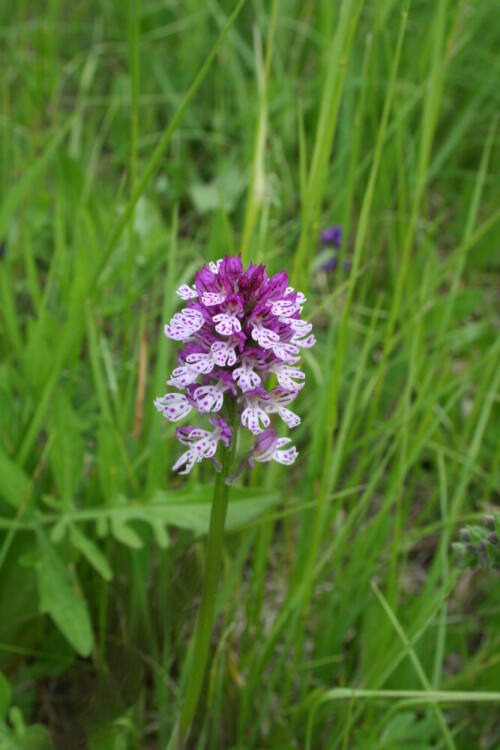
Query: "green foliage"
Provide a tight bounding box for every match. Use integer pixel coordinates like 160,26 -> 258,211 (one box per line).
0,0 -> 500,747
35,531 -> 94,658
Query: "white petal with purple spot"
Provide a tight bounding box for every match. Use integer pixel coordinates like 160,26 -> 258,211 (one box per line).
154,393 -> 192,422
273,442 -> 298,465
251,323 -> 279,349
164,308 -> 205,341
272,341 -> 300,363
208,259 -> 223,274
241,404 -> 270,435
167,364 -> 200,388
185,351 -> 214,374
176,284 -> 198,300
211,340 -> 237,367
269,363 -> 306,391
271,299 -> 300,317
202,291 -> 227,306
177,427 -> 211,446
292,332 -> 316,349
193,385 -> 224,413
287,318 -> 312,335
232,364 -> 261,393
285,287 -> 306,305
213,312 -> 242,336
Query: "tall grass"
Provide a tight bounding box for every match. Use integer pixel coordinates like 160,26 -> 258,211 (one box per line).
1,0 -> 499,748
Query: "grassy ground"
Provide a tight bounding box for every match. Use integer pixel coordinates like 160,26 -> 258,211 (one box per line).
1,0 -> 500,748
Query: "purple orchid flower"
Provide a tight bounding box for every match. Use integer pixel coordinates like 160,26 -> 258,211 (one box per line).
155,254 -> 315,475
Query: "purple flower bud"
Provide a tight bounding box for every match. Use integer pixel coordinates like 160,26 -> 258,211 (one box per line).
251,428 -> 280,462
320,226 -> 343,248
319,256 -> 352,273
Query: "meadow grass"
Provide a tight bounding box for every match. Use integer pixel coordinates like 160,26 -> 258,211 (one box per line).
1,0 -> 500,748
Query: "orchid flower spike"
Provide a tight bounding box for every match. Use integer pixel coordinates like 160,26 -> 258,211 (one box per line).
155,254 -> 315,474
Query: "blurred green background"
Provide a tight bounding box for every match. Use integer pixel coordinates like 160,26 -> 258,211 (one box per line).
1,0 -> 499,748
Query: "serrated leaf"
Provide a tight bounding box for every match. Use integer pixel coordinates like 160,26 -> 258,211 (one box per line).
65,486 -> 281,546
36,532 -> 93,657
49,393 -> 84,502
70,526 -> 113,581
146,486 -> 281,533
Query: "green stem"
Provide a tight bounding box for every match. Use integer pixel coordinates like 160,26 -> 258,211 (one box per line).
176,417 -> 238,746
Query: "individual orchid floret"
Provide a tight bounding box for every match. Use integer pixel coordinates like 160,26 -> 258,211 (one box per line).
265,388 -> 301,429
176,284 -> 198,300
164,308 -> 205,341
156,254 -> 314,474
173,419 -> 232,475
250,428 -> 298,466
154,392 -> 193,422
240,389 -> 271,435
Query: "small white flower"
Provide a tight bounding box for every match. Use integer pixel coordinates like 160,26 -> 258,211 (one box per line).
232,359 -> 262,392
265,389 -> 301,429
272,437 -> 298,465
251,322 -> 279,349
269,362 -> 306,391
172,429 -> 219,475
167,364 -> 199,388
154,393 -> 193,422
241,394 -> 270,435
193,383 -> 226,412
287,318 -> 312,335
270,299 -> 300,317
211,339 -> 238,367
251,430 -> 298,465
213,311 -> 242,336
208,259 -> 223,274
185,351 -> 215,374
164,308 -> 204,341
202,291 -> 227,306
272,341 -> 300,363
176,284 -> 198,300
285,287 -> 306,305
291,331 -> 316,349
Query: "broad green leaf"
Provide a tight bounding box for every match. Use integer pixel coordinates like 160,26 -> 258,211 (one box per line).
49,393 -> 84,503
93,486 -> 281,537
0,723 -> 53,750
110,519 -> 143,549
189,164 -> 245,215
0,448 -> 31,509
36,532 -> 93,657
151,520 -> 169,549
70,525 -> 113,581
98,422 -> 125,504
147,486 -> 281,533
89,721 -> 137,750
0,367 -> 17,450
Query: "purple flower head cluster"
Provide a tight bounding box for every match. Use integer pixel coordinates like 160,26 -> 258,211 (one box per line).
320,225 -> 343,248
155,255 -> 315,475
319,225 -> 351,272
